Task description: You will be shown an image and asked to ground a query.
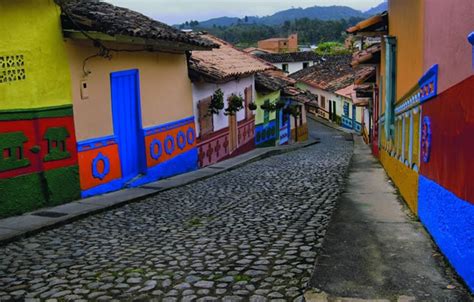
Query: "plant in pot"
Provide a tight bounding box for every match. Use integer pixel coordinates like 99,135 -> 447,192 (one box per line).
224,94 -> 244,116
208,88 -> 225,115
276,100 -> 286,110
248,102 -> 258,111
260,101 -> 277,112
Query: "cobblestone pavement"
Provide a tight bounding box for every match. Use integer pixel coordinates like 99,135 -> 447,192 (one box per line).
0,122 -> 353,302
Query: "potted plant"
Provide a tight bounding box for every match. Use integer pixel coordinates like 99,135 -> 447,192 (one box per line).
276,100 -> 286,110
208,88 -> 225,115
248,102 -> 257,111
225,94 -> 244,115
260,101 -> 277,112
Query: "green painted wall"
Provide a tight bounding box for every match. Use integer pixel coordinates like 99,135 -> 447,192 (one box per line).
255,90 -> 279,124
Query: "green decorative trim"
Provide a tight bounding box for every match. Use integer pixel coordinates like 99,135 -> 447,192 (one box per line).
43,127 -> 71,162
0,173 -> 46,218
44,166 -> 81,206
0,105 -> 73,121
0,131 -> 30,172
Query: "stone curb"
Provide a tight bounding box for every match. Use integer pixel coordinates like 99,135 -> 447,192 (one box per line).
0,139 -> 320,246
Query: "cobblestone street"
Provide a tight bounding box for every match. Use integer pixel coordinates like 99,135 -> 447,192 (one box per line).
0,121 -> 354,302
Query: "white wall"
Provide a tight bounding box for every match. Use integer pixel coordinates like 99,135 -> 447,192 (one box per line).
192,75 -> 255,137
272,61 -> 315,75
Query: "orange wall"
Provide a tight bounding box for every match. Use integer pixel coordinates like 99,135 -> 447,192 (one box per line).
65,40 -> 193,141
389,0 -> 424,102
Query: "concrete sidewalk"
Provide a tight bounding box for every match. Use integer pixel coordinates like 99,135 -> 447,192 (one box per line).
305,137 -> 473,302
0,138 -> 318,245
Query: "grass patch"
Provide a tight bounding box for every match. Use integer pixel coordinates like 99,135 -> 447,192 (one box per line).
234,275 -> 252,282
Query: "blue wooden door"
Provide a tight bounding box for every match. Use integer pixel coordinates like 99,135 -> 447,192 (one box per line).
352,104 -> 357,127
110,69 -> 145,183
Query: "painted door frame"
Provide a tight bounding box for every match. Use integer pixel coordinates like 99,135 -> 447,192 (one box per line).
110,69 -> 146,183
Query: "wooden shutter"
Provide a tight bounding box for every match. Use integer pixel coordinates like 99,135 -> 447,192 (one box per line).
198,97 -> 213,138
245,86 -> 254,119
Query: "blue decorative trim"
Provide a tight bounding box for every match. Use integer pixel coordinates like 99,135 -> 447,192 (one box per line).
418,64 -> 438,103
164,135 -> 175,155
187,127 -> 196,145
421,116 -> 432,163
129,148 -> 198,188
143,116 -> 195,137
419,176 -> 474,292
92,152 -> 110,180
255,120 -> 277,146
469,32 -> 474,70
395,92 -> 421,115
77,135 -> 117,152
150,139 -> 163,160
468,32 -> 474,45
177,131 -> 186,150
81,178 -> 123,198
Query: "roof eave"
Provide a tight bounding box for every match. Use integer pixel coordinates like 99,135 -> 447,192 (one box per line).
63,30 -> 216,53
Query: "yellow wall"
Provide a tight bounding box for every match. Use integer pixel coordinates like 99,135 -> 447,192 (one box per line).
65,40 -> 194,141
255,90 -> 279,125
380,150 -> 418,214
388,0 -> 424,103
0,0 -> 71,110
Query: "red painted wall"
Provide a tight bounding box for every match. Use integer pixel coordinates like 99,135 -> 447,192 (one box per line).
420,75 -> 474,204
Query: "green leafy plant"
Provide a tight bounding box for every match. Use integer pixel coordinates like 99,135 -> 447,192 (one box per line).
248,102 -> 257,111
208,89 -> 225,115
225,94 -> 244,116
276,100 -> 286,110
260,101 -> 277,112
284,104 -> 301,117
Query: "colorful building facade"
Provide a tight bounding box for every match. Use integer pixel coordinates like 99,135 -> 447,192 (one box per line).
366,0 -> 474,291
60,0 -> 216,198
189,34 -> 271,167
0,0 -> 81,217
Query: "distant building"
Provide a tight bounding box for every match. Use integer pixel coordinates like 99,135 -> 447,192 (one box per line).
256,52 -> 321,74
257,34 -> 298,53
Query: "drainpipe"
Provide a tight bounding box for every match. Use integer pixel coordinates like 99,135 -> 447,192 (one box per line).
384,36 -> 396,140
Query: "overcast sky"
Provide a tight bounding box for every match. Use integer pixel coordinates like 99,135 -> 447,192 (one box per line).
105,0 -> 383,25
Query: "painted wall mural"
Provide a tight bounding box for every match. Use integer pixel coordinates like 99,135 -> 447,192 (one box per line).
78,116 -> 198,197
0,106 -> 80,216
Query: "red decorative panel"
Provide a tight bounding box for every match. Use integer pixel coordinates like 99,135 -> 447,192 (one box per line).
197,129 -> 230,168
420,75 -> 474,204
0,116 -> 77,179
238,118 -> 255,147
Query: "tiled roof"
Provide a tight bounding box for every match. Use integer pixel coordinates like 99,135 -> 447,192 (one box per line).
255,70 -> 295,92
290,55 -> 354,92
351,43 -> 381,67
189,34 -> 273,83
58,0 -> 217,50
283,86 -> 318,106
256,52 -> 322,63
335,84 -> 355,99
290,55 -> 375,93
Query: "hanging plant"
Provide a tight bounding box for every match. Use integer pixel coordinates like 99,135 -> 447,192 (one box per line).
260,102 -> 277,112
285,104 -> 301,117
225,94 -> 244,116
248,102 -> 257,111
208,88 -> 225,115
276,100 -> 286,110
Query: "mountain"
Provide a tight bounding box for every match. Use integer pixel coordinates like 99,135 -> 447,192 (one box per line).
177,2 -> 386,29
365,1 -> 388,15
260,6 -> 366,25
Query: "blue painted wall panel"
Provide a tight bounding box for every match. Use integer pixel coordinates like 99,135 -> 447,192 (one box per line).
130,148 -> 198,188
419,176 -> 474,291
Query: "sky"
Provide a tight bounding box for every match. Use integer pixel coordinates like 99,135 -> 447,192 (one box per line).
105,0 -> 383,25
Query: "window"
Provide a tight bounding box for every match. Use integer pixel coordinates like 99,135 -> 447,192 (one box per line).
282,64 -> 289,73
198,97 -> 214,138
303,62 -> 309,69
0,55 -> 26,84
320,96 -> 326,109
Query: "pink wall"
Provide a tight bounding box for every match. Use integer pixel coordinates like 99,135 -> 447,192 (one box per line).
424,0 -> 474,93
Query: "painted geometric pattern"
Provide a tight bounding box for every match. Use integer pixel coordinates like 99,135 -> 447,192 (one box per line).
144,117 -> 196,168
0,55 -> 26,84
